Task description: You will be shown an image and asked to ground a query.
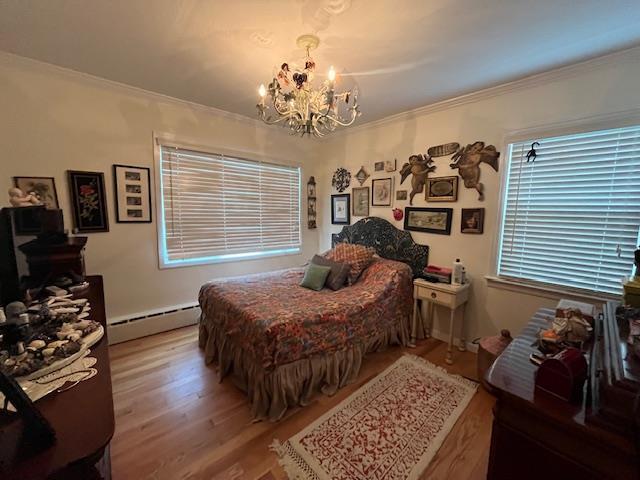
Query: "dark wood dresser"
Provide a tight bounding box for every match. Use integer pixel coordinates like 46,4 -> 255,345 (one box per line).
0,275 -> 115,479
486,307 -> 640,479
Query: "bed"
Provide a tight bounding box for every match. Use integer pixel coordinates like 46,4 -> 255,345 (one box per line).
198,217 -> 429,420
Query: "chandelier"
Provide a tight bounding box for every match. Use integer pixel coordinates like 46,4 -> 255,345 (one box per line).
256,34 -> 361,137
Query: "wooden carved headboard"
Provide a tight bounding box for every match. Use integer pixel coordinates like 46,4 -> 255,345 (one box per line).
331,217 -> 429,277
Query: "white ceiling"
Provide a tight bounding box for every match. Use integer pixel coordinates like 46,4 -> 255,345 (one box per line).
1,0 -> 640,124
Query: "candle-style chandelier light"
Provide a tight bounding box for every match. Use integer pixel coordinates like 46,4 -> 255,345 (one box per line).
256,34 -> 361,137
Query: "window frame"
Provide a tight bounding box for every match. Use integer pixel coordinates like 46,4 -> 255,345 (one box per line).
153,132 -> 303,269
492,113 -> 640,300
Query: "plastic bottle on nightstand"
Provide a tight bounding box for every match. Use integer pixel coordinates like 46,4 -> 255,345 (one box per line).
452,258 -> 465,285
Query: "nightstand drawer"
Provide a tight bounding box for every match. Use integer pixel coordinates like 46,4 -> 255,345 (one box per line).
417,286 -> 455,307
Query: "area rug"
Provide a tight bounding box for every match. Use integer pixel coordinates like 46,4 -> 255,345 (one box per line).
271,354 -> 477,480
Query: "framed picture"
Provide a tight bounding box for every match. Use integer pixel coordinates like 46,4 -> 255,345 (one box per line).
461,208 -> 485,234
374,161 -> 385,172
372,178 -> 392,206
113,164 -> 152,223
352,187 -> 370,217
426,176 -> 458,202
404,207 -> 453,235
384,159 -> 397,172
13,177 -> 59,209
68,170 -> 109,233
331,194 -> 351,225
396,190 -> 408,201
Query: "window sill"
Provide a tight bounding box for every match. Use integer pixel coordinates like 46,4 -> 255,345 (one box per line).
485,275 -> 620,304
159,247 -> 302,269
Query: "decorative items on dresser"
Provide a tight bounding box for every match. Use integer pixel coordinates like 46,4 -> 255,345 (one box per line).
410,279 -> 470,364
486,305 -> 640,479
0,275 -> 115,480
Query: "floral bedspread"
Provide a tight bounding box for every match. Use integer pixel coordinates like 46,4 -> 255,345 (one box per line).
199,258 -> 413,371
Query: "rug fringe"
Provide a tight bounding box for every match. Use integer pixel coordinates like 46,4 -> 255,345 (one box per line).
270,439 -> 320,480
402,353 -> 479,391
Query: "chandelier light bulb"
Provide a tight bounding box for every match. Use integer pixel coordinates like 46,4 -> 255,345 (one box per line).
258,84 -> 267,97
328,66 -> 336,82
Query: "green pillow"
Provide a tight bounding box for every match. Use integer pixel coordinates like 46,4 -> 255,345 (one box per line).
300,263 -> 332,291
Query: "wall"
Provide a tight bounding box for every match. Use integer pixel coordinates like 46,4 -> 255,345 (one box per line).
0,53 -> 321,324
318,47 -> 640,341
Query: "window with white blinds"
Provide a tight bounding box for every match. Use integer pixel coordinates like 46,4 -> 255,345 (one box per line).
498,125 -> 640,295
158,144 -> 301,267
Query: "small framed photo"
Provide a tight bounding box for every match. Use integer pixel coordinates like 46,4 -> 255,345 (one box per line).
331,194 -> 351,225
113,164 -> 152,223
396,190 -> 408,201
374,161 -> 385,172
372,178 -> 393,206
13,177 -> 59,209
461,208 -> 484,234
404,207 -> 453,235
352,187 -> 370,217
384,159 -> 397,172
68,170 -> 109,233
426,176 -> 458,202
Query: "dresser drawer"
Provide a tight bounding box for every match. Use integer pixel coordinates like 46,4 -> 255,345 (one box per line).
417,286 -> 455,307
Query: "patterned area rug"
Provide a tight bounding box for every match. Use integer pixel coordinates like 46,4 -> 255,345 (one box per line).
271,354 -> 477,480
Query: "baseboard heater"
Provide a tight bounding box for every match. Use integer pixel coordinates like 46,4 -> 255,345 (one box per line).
107,304 -> 201,345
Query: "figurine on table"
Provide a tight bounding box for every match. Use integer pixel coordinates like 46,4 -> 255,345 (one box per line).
623,246 -> 640,307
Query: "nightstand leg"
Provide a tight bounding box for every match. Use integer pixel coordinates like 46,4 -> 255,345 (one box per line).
410,297 -> 418,348
426,302 -> 433,339
458,303 -> 467,352
446,307 -> 455,365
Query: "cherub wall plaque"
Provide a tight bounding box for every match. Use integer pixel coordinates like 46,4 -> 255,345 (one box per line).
450,141 -> 500,200
399,154 -> 436,205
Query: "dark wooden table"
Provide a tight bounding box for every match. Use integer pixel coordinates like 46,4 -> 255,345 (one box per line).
0,275 -> 114,479
486,308 -> 638,479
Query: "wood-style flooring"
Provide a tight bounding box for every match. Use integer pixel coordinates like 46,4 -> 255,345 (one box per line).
109,325 -> 494,479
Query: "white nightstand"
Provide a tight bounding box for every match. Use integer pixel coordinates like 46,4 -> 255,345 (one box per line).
410,279 -> 471,365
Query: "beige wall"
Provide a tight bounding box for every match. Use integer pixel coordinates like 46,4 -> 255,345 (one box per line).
318,48 -> 640,340
2,48 -> 639,339
0,53 -> 321,323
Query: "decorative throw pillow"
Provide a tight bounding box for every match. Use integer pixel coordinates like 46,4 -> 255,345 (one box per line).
311,255 -> 350,291
300,263 -> 332,291
326,243 -> 376,285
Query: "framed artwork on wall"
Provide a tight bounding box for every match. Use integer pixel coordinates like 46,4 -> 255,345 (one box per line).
68,170 -> 109,233
396,190 -> 408,201
331,194 -> 351,225
113,164 -> 152,223
13,177 -> 59,209
426,176 -> 458,202
461,208 -> 484,234
372,178 -> 392,206
352,187 -> 369,217
404,207 -> 453,235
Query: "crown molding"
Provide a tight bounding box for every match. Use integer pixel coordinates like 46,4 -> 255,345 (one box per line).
325,44 -> 640,140
0,50 -> 276,131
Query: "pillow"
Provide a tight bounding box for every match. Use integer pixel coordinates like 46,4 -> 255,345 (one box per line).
326,243 -> 376,285
311,254 -> 350,291
300,263 -> 332,291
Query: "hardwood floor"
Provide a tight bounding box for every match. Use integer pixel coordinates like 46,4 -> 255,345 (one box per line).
109,325 -> 494,479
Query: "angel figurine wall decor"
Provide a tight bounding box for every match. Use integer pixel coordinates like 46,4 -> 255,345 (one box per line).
450,141 -> 500,200
399,154 -> 436,205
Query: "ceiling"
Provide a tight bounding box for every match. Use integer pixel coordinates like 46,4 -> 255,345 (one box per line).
1,0 -> 640,124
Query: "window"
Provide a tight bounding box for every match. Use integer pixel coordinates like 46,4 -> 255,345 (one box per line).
498,125 -> 640,295
157,143 -> 301,267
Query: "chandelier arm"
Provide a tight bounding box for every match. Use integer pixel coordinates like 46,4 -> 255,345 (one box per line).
317,108 -> 359,127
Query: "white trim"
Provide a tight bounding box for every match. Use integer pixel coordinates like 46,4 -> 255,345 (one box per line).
323,45 -> 640,139
4,45 -> 640,140
485,275 -> 617,304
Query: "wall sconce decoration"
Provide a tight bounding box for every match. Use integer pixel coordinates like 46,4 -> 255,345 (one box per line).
307,176 -> 317,229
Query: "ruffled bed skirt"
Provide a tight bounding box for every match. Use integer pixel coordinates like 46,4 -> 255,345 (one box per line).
198,313 -> 411,421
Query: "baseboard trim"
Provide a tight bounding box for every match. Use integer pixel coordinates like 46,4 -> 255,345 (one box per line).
107,307 -> 200,344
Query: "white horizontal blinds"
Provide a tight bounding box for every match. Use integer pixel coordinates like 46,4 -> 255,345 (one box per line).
499,125 -> 640,295
160,145 -> 301,262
